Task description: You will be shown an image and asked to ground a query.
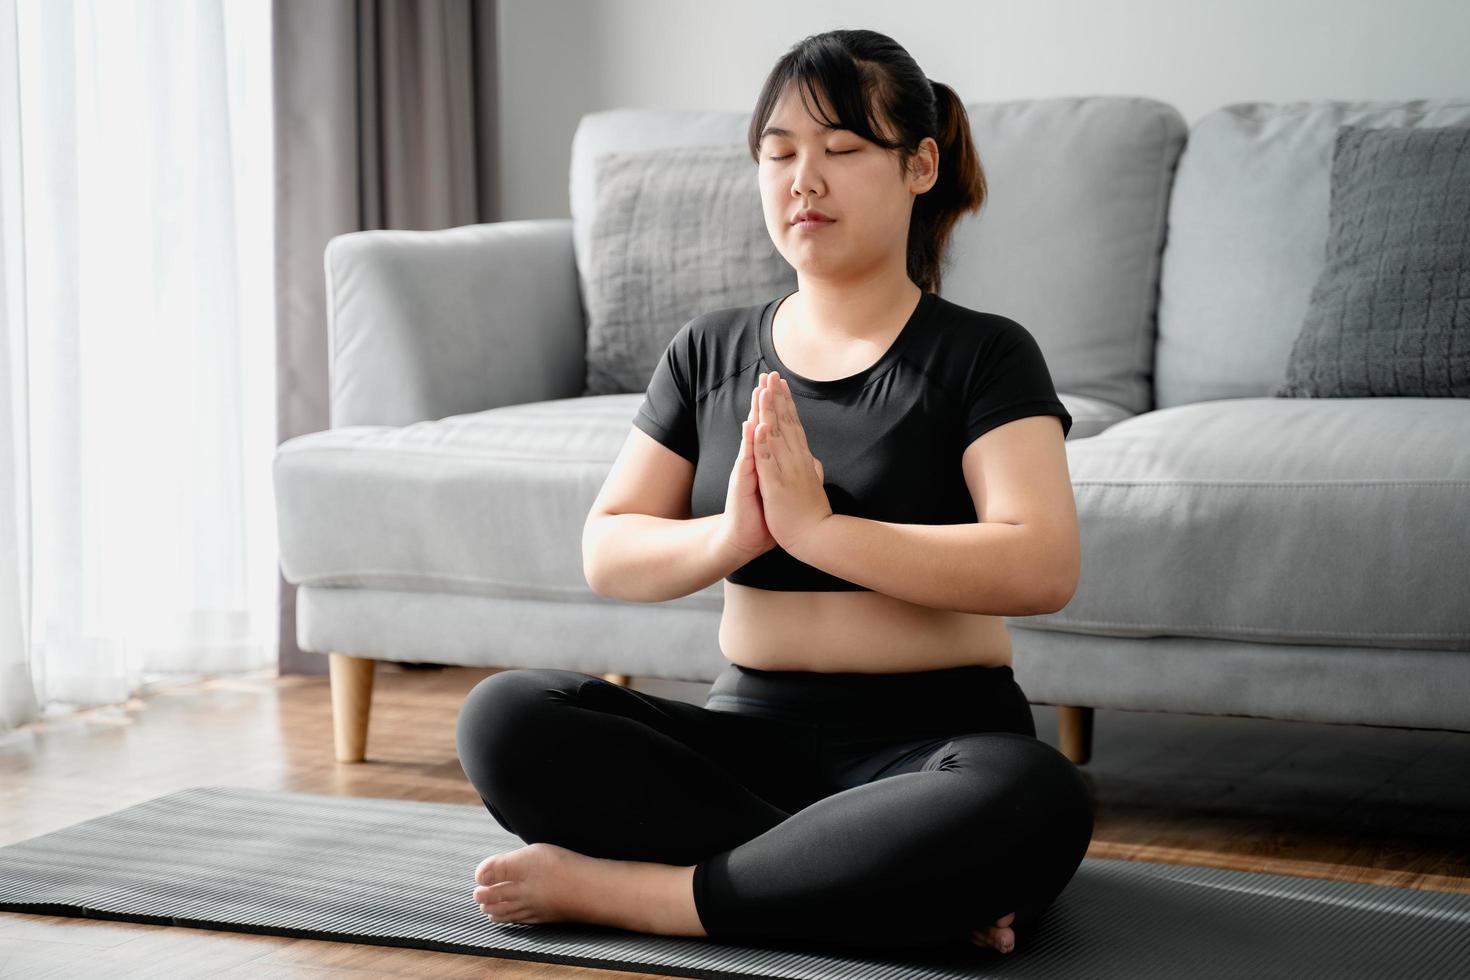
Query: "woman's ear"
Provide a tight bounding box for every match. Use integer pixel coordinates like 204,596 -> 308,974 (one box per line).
910,137 -> 939,192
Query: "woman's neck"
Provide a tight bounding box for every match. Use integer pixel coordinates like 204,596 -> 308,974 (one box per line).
787,275 -> 923,343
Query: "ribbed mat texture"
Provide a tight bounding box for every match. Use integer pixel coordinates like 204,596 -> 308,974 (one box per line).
2,785 -> 1468,979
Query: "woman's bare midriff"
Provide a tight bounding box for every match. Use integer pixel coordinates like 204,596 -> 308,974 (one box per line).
717,579 -> 1013,673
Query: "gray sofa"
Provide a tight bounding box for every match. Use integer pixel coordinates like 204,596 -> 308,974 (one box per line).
274,96 -> 1470,765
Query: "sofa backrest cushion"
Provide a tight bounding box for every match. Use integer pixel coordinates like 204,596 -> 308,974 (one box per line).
1154,99 -> 1470,410
570,97 -> 1186,416
1273,124 -> 1470,399
581,145 -> 796,396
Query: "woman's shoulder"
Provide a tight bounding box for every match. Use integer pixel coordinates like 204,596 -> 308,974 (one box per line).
928,292 -> 1029,337
667,295 -> 770,386
922,293 -> 1038,362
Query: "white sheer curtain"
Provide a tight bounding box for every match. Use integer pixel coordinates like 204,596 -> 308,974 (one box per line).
0,0 -> 277,734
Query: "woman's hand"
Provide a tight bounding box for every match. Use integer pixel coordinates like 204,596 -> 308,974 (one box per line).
753,371 -> 832,555
718,376 -> 780,561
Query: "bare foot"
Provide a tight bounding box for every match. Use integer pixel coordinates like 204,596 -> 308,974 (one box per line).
970,911 -> 1016,953
471,842 -> 703,937
472,842 -> 622,927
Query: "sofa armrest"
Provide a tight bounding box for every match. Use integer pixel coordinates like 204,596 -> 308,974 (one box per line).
323,218 -> 586,428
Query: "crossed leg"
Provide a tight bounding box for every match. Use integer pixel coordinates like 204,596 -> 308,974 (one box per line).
691,729 -> 1094,953
455,668 -> 1093,955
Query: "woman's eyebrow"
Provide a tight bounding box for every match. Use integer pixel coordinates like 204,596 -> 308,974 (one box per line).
760,123 -> 840,140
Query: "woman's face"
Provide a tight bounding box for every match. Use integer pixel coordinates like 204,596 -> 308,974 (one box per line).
757,83 -> 936,282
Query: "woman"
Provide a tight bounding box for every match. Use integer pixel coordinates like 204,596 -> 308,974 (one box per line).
455,28 -> 1093,958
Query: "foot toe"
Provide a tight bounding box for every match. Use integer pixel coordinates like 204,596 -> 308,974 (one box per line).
971,921 -> 1015,954
476,854 -> 506,886
474,880 -> 518,905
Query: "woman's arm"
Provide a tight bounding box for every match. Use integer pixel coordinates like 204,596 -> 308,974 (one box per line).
785,414 -> 1079,615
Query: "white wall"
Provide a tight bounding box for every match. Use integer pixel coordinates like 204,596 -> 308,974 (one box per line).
496,0 -> 1469,220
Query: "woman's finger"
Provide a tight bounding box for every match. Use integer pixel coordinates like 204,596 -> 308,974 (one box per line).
755,421 -> 783,475
761,386 -> 795,464
777,377 -> 814,455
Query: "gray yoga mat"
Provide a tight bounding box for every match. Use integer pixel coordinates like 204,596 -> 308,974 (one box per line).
1,785 -> 1467,979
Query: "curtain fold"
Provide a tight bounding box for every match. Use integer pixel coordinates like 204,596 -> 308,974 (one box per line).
271,0 -> 500,675
0,0 -> 276,733
0,0 -> 33,731
0,0 -> 503,735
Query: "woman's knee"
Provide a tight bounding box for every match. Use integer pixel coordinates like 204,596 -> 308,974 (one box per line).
1020,736 -> 1094,847
988,736 -> 1094,903
454,668 -> 589,782
946,735 -> 1094,929
949,733 -> 1094,851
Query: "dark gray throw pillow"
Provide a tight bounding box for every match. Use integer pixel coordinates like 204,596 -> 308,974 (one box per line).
1273,124 -> 1470,398
581,145 -> 797,396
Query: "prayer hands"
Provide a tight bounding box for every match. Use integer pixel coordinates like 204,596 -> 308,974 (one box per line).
753,370 -> 833,555
720,377 -> 780,560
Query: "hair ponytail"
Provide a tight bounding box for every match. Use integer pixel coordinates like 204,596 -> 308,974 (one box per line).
909,79 -> 986,293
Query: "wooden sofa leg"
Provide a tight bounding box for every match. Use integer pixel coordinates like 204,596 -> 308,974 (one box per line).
1056,705 -> 1093,765
602,672 -> 632,686
329,653 -> 376,763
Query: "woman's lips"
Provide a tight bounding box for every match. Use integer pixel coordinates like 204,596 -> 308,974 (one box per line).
793,218 -> 835,230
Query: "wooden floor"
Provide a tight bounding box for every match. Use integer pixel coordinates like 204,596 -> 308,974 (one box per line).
2,661 -> 1468,978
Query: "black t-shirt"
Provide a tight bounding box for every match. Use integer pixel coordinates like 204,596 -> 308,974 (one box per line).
631,288 -> 1072,592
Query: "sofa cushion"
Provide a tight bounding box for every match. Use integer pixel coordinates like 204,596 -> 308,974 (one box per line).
1155,99 -> 1470,410
1274,124 -> 1470,398
1019,396 -> 1470,651
581,145 -> 796,396
273,396 -> 725,609
570,98 -> 1186,416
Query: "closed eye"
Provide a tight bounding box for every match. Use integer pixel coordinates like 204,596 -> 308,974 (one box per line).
768,149 -> 860,160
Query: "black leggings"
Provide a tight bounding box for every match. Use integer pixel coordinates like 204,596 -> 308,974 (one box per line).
454,661 -> 1094,955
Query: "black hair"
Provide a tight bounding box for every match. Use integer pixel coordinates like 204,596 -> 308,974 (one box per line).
747,28 -> 986,294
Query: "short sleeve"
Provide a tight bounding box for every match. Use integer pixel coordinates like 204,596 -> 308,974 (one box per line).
962,321 -> 1072,446
632,323 -> 699,463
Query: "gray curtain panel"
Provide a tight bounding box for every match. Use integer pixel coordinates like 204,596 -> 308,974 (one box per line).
272,0 -> 500,674
1273,124 -> 1470,398
582,145 -> 797,396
